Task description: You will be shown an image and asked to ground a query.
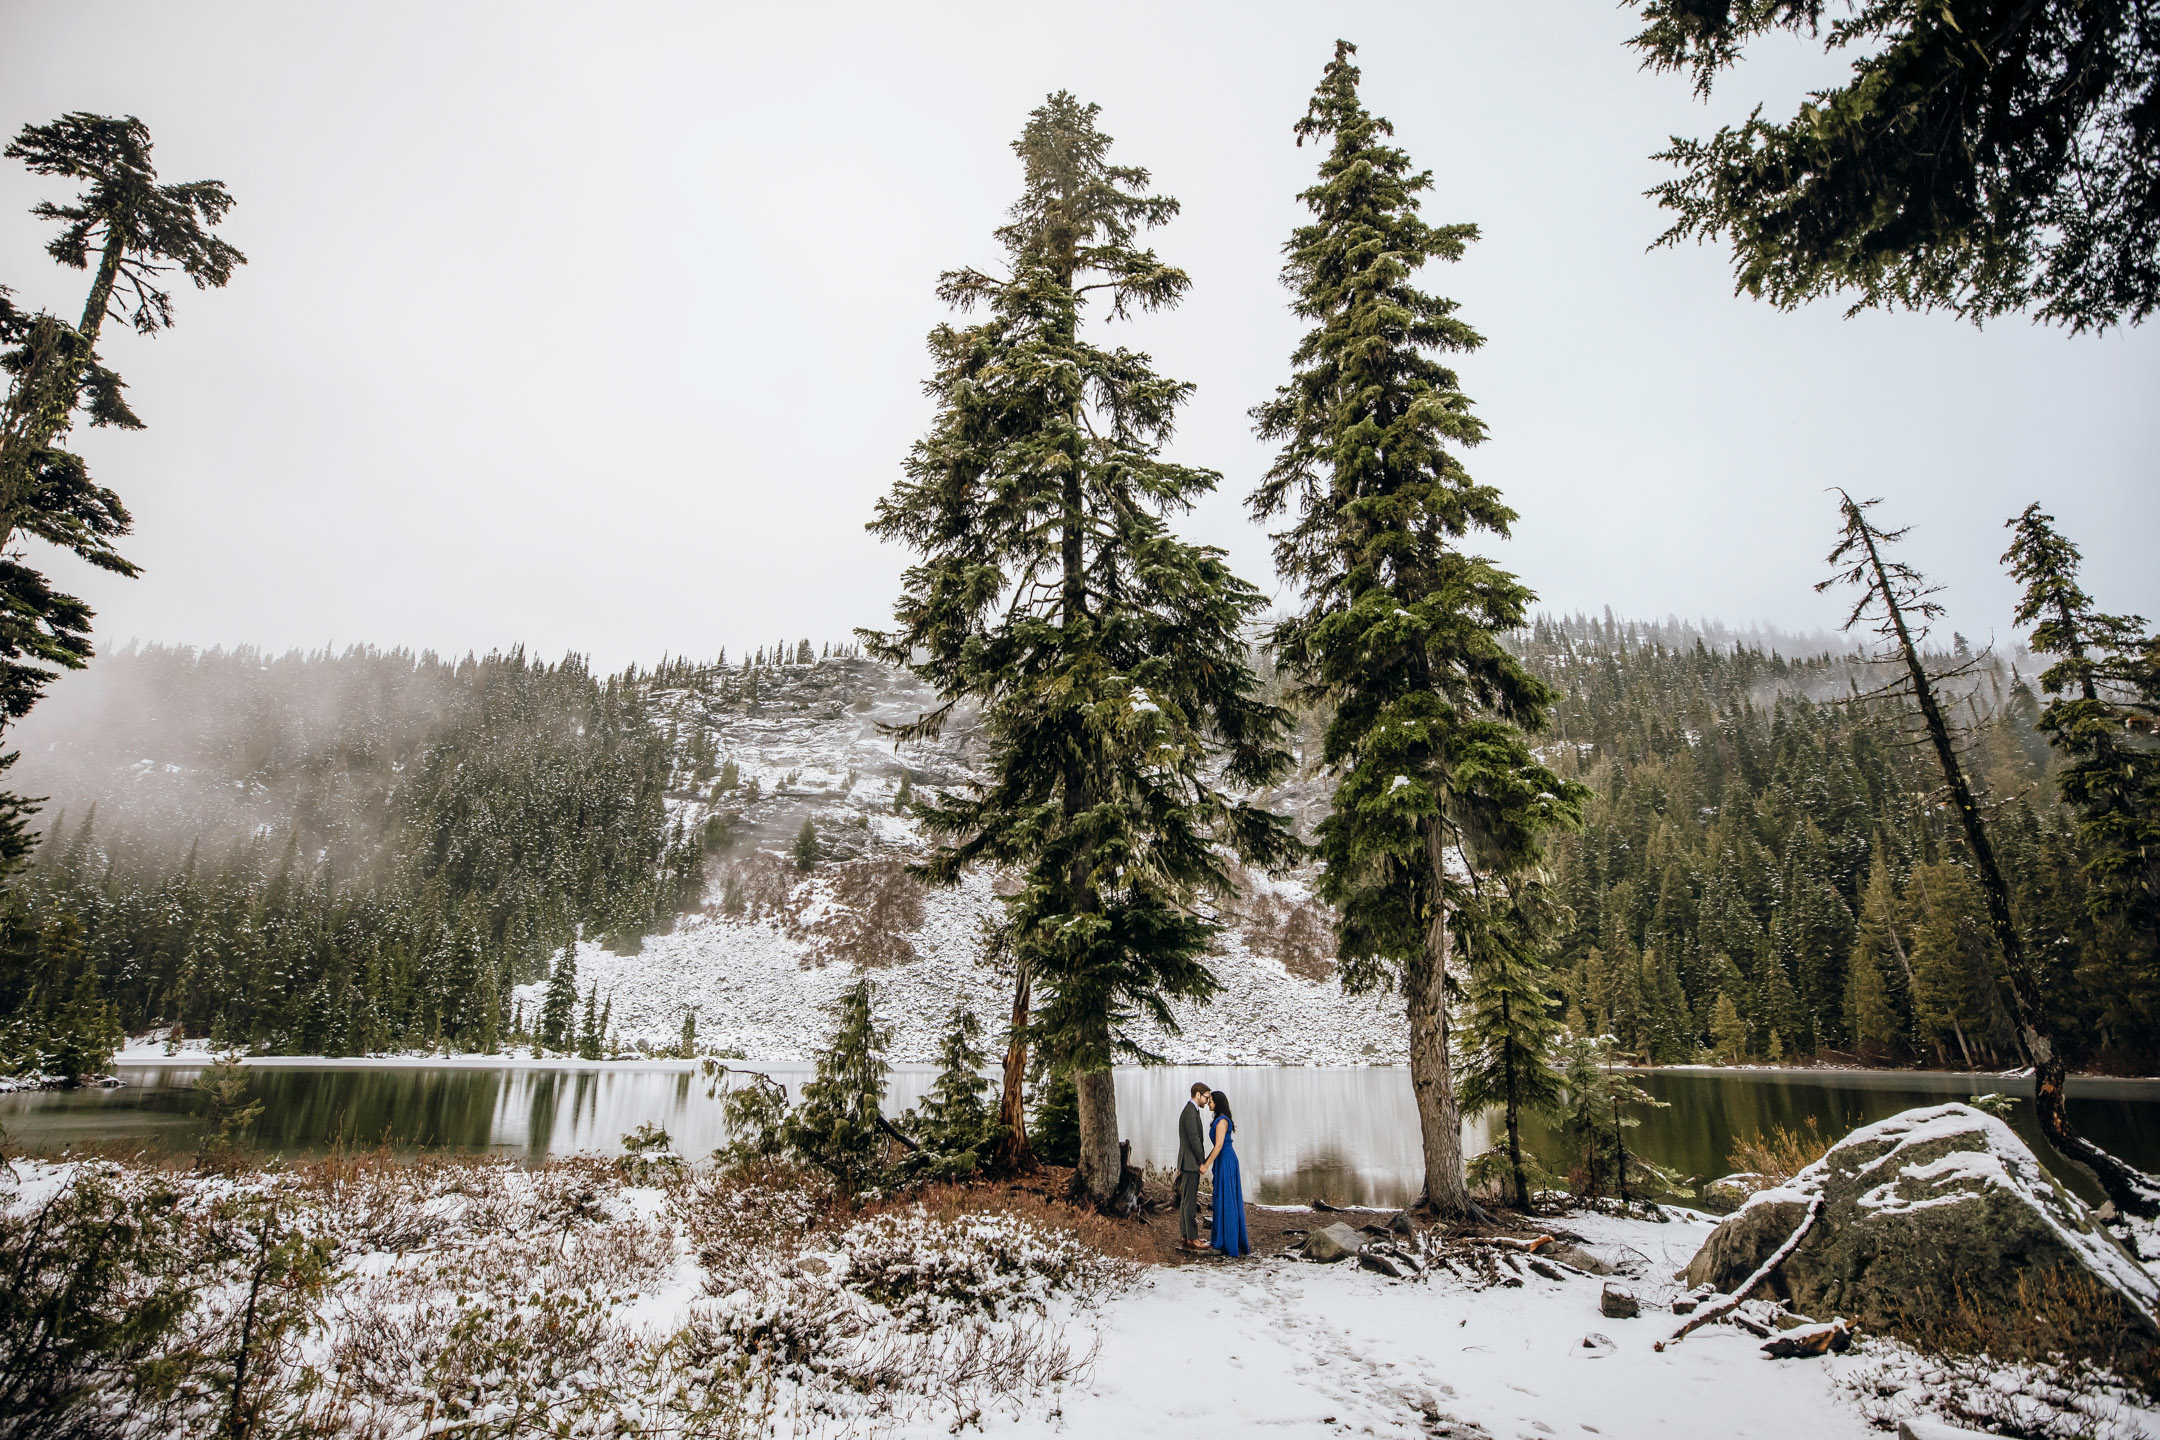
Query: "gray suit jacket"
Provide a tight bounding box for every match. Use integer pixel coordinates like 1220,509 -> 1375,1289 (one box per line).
1178,1101 -> 1207,1173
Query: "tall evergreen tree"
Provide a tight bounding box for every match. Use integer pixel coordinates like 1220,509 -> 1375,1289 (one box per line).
0,115 -> 243,873
1847,848 -> 1916,1054
1559,1032 -> 1661,1203
905,1003 -> 996,1179
785,977 -> 893,1198
1842,922 -> 1901,1058
865,93 -> 1295,1205
2002,506 -> 2159,953
1250,42 -> 1585,1215
1908,861 -> 1990,1067
577,984 -> 600,1061
540,953 -> 578,1052
1709,991 -> 1748,1061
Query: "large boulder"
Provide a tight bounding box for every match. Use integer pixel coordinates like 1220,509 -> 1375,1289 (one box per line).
1684,1104 -> 2158,1342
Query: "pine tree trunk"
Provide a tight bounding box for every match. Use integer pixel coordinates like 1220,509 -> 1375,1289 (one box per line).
1410,819 -> 1469,1215
76,229 -> 126,350
1074,1063 -> 1121,1204
1502,990 -> 1529,1210
991,960 -> 1037,1174
0,232 -> 128,553
1056,274 -> 1123,1204
1854,510 -> 2158,1219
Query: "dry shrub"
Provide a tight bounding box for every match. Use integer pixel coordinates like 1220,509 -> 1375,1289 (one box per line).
712,854 -> 928,967
713,852 -> 796,921
858,1168 -> 1153,1268
15,1151 -> 1117,1440
794,859 -> 925,968
324,1274 -> 635,1439
1242,889 -> 1337,982
678,1161 -> 827,1277
281,1148 -> 445,1254
1848,1268 -> 2159,1439
1903,1267 -> 2158,1393
315,1161 -> 678,1439
1727,1117 -> 1832,1184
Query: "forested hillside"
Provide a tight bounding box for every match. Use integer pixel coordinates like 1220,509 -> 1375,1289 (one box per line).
0,645 -> 710,1062
1525,615 -> 2155,1073
1,620 -> 2151,1075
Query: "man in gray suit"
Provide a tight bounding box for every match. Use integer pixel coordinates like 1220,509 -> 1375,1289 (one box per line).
1177,1080 -> 1213,1252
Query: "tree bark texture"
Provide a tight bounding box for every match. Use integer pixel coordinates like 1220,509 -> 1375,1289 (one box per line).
1410,818 -> 1469,1215
1502,991 -> 1529,1210
991,960 -> 1037,1174
1074,1064 -> 1121,1205
77,229 -> 126,349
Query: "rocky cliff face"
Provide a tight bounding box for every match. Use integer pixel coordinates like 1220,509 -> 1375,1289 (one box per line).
528,656 -> 1397,1065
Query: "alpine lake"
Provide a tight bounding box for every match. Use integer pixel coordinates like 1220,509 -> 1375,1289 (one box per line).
6,1059 -> 2156,1209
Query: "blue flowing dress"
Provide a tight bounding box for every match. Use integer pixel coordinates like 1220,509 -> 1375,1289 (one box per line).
1211,1117 -> 1250,1257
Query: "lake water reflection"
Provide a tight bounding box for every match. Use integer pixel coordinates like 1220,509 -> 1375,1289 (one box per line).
5,1060 -> 2153,1208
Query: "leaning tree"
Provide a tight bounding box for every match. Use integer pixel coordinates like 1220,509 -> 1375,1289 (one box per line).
1824,493 -> 2160,1218
1251,43 -> 1584,1217
865,94 -> 1294,1206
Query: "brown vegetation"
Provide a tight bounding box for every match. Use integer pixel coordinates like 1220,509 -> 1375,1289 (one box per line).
794,859 -> 927,967
1728,1118 -> 1833,1185
1241,889 -> 1337,982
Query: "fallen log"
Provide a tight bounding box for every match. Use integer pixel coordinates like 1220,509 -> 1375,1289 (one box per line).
1668,1197 -> 1823,1345
1458,1234 -> 1553,1253
1760,1318 -> 1854,1359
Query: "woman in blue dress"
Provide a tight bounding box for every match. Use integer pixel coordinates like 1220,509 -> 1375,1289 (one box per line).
1207,1088 -> 1249,1257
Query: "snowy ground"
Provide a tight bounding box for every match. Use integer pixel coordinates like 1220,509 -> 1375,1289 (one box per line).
880,1201 -> 2153,1440
13,1149 -> 2155,1440
996,1204 -> 2160,1440
966,1210 -> 1868,1440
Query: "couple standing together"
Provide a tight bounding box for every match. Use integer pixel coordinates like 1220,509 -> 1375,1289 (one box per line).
1176,1081 -> 1249,1256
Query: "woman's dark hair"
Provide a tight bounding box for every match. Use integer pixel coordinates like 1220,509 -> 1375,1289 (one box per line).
1210,1090 -> 1232,1126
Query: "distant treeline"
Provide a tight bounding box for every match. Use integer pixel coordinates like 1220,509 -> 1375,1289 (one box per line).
0,645 -> 712,1066
3,621 -> 2152,1076
1522,615 -> 2154,1073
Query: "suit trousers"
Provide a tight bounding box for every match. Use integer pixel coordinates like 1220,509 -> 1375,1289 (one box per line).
1177,1167 -> 1202,1241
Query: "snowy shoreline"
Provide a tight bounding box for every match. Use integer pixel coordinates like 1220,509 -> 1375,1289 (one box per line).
15,1149 -> 2147,1440
111,1042 -> 2160,1094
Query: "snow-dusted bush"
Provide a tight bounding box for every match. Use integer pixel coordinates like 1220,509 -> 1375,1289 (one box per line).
1840,1263 -> 2158,1440
685,1203 -> 1130,1426
1846,1346 -> 2156,1440
6,1151 -> 1127,1440
825,1208 -> 1126,1329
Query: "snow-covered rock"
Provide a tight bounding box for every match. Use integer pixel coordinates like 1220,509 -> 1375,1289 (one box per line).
1685,1103 -> 2160,1343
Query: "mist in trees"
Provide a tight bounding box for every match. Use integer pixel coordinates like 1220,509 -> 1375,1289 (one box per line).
0,646 -> 707,1069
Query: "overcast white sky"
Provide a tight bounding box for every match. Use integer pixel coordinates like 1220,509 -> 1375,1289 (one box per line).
2,1 -> 2153,670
